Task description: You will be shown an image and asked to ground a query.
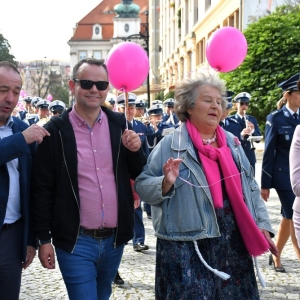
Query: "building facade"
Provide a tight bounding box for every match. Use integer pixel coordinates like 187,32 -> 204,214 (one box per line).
154,0 -> 286,94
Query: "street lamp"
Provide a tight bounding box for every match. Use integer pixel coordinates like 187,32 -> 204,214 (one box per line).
122,10 -> 150,108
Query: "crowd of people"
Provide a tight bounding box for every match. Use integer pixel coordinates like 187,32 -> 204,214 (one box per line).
0,58 -> 300,300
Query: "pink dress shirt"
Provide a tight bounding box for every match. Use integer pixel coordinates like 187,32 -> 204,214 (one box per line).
69,108 -> 118,229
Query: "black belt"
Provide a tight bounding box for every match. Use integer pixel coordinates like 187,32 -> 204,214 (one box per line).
79,227 -> 115,239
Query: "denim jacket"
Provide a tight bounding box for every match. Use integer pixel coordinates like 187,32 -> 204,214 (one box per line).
135,123 -> 274,241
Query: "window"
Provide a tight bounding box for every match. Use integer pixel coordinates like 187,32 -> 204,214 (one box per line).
95,27 -> 100,35
93,51 -> 102,59
124,24 -> 129,33
205,0 -> 211,11
197,38 -> 205,65
79,51 -> 87,61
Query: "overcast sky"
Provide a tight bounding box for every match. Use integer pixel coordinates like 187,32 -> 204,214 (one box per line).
0,0 -> 102,62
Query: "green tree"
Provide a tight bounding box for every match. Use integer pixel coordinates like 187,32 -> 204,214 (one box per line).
155,90 -> 164,100
0,33 -> 17,65
50,83 -> 70,107
220,5 -> 300,134
164,90 -> 175,100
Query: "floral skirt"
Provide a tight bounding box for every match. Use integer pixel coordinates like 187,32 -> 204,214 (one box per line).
155,197 -> 260,300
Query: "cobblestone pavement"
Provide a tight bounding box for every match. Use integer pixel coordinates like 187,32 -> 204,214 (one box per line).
20,150 -> 300,299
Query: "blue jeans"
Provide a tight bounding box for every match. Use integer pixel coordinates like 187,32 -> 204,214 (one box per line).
55,234 -> 124,300
133,205 -> 145,245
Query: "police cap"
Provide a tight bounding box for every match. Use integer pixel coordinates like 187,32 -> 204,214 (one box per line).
234,92 -> 251,103
117,93 -> 137,107
278,73 -> 300,91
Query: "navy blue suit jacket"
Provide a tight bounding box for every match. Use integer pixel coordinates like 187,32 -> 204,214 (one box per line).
262,105 -> 300,190
0,117 -> 36,261
229,113 -> 261,164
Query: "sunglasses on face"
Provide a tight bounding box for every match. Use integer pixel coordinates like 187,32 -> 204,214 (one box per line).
73,79 -> 109,91
239,102 -> 249,106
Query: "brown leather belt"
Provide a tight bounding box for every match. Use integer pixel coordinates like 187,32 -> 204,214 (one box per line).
79,227 -> 115,239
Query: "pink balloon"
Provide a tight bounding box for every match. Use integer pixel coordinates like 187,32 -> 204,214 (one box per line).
206,27 -> 247,73
106,42 -> 149,92
47,94 -> 53,101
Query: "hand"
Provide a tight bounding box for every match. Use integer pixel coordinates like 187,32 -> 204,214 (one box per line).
22,124 -> 50,144
122,129 -> 141,152
38,243 -> 56,269
23,246 -> 36,269
261,188 -> 270,202
134,199 -> 140,209
241,127 -> 252,136
162,158 -> 182,195
261,229 -> 279,257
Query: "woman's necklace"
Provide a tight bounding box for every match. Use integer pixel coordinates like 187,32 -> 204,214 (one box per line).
202,132 -> 217,145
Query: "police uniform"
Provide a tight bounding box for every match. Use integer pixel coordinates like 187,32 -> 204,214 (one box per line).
262,73 -> 300,219
25,97 -> 42,125
35,99 -> 51,126
162,98 -> 179,126
49,100 -> 66,115
117,93 -> 149,248
219,91 -> 242,139
146,104 -> 175,151
19,96 -> 32,120
229,92 -> 261,172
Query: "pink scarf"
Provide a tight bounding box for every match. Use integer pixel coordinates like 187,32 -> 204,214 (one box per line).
186,120 -> 269,256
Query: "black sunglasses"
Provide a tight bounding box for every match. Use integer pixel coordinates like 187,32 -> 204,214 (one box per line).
240,101 -> 249,106
73,79 -> 109,91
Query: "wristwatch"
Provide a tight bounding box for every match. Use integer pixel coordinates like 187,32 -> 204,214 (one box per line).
36,238 -> 51,247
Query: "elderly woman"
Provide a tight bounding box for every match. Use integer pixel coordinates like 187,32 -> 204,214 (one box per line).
135,73 -> 278,299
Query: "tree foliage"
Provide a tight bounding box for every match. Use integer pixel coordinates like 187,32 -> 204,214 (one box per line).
0,33 -> 17,65
220,5 -> 300,133
50,83 -> 70,106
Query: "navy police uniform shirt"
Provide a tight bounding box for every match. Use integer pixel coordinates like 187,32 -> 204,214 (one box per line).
220,117 -> 242,140
146,121 -> 175,152
19,110 -> 28,120
261,105 -> 300,190
162,112 -> 180,126
229,113 -> 261,165
131,119 -> 150,157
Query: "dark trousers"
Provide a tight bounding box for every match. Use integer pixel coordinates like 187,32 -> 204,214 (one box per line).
0,219 -> 23,300
143,202 -> 151,217
133,205 -> 145,245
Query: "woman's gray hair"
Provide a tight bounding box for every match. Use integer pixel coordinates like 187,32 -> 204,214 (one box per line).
174,73 -> 227,122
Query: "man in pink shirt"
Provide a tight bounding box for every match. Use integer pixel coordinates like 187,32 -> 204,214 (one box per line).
31,58 -> 147,300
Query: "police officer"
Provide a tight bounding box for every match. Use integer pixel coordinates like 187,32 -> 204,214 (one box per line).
261,73 -> 300,272
48,100 -> 66,116
229,92 -> 261,174
19,96 -> 33,120
35,99 -> 50,126
24,97 -> 41,125
219,91 -> 241,139
134,99 -> 146,119
162,98 -> 179,126
105,96 -> 116,111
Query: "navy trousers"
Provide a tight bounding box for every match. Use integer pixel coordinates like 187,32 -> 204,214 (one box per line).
0,219 -> 23,300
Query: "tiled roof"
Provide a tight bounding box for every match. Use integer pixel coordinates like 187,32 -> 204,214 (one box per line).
69,0 -> 148,41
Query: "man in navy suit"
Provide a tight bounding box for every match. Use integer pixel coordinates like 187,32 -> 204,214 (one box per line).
229,92 -> 261,174
0,61 -> 50,300
219,91 -> 242,139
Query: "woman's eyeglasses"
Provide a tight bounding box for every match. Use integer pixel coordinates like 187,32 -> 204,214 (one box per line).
73,79 -> 109,91
239,102 -> 249,106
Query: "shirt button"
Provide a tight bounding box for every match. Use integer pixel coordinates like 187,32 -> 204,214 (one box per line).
97,167 -> 99,170
100,186 -> 103,189
94,150 -> 96,152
